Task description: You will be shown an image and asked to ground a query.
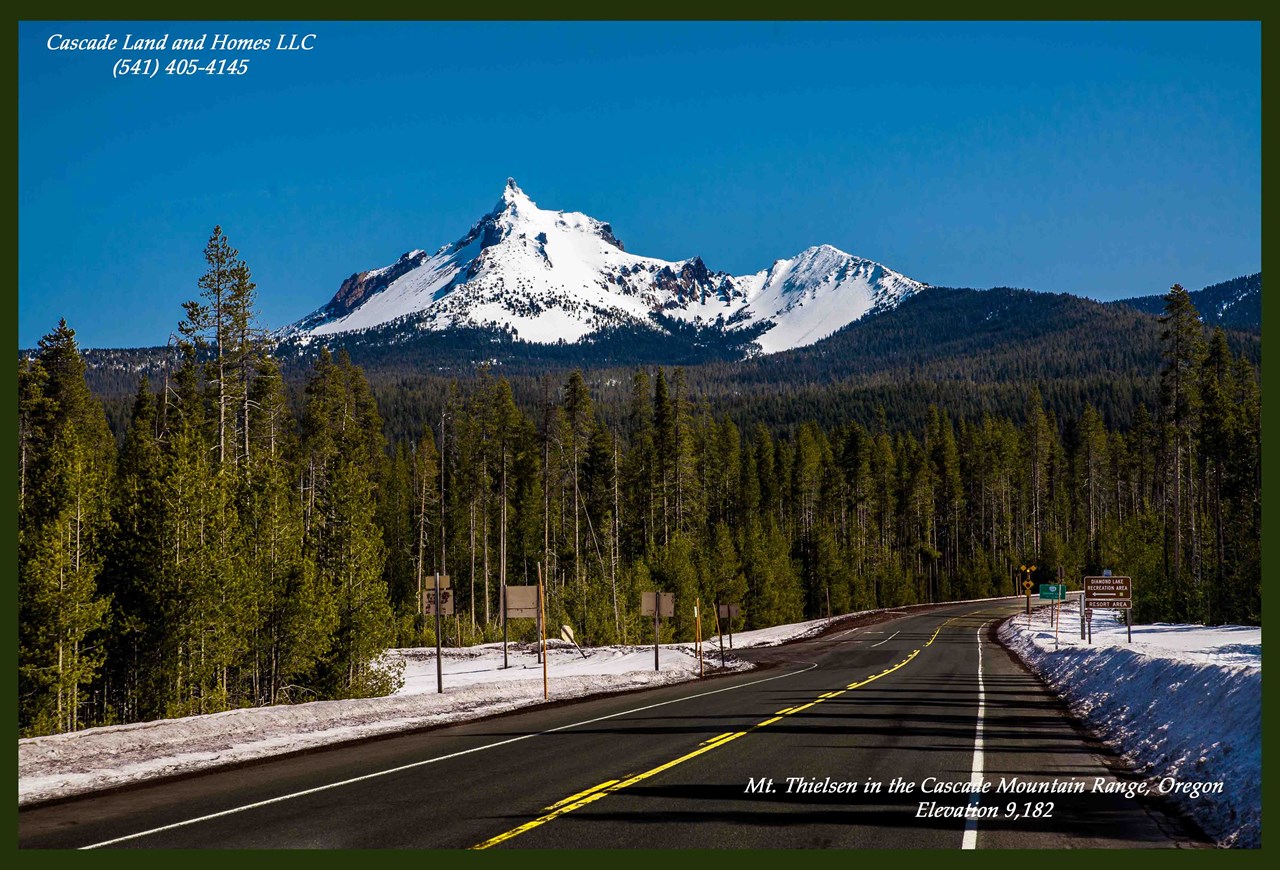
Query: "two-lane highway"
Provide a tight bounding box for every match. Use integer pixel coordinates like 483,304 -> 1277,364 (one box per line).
18,598 -> 1204,849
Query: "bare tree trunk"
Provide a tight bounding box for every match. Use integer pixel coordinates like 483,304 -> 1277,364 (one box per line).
500,444 -> 507,628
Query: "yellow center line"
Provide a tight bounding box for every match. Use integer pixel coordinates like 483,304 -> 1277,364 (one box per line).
473,732 -> 747,849
471,617 -> 952,849
543,779 -> 619,811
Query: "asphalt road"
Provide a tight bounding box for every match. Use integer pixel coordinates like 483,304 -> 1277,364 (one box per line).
19,598 -> 1205,849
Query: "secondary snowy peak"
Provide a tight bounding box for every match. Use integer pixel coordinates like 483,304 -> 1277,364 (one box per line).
735,245 -> 925,353
287,181 -> 925,354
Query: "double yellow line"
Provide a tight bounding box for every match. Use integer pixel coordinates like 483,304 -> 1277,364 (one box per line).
472,620 -> 950,849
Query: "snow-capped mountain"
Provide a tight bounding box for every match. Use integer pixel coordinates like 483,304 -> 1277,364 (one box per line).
286,180 -> 926,355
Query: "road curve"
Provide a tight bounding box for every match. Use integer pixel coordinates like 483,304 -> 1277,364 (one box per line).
18,598 -> 1205,849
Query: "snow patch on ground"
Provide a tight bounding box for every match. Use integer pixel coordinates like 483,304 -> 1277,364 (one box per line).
999,608 -> 1261,847
17,600 -> 1017,808
23,618 -> 843,807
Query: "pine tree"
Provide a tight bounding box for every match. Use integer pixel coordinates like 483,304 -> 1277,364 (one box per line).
244,357 -> 330,704
1158,284 -> 1205,620
18,322 -> 116,735
302,350 -> 399,698
102,379 -> 166,721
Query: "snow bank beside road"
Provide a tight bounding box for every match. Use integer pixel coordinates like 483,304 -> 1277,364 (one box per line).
999,609 -> 1261,847
18,600 -> 1009,808
19,640 -> 752,807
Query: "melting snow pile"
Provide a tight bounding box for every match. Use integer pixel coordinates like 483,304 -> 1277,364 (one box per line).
1000,609 -> 1260,847
20,629 -> 789,806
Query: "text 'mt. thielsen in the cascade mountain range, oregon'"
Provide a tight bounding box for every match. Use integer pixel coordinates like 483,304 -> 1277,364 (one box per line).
284,179 -> 927,355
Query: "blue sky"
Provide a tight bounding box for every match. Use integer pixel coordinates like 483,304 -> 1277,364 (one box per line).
18,21 -> 1260,348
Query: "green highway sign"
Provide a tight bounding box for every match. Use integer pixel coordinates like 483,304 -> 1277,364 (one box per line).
1039,584 -> 1067,600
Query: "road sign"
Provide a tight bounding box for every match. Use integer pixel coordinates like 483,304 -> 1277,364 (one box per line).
1023,580 -> 1034,592
718,603 -> 741,618
641,591 -> 675,618
423,587 -> 454,616
560,624 -> 588,659
1084,575 -> 1132,609
502,585 -> 539,618
1039,584 -> 1066,600
427,573 -> 450,694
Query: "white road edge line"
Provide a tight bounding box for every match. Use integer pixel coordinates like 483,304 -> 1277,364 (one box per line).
869,630 -> 899,648
961,621 -> 991,850
80,661 -> 819,850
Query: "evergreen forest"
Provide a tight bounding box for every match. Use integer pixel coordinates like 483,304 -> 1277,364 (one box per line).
17,229 -> 1261,737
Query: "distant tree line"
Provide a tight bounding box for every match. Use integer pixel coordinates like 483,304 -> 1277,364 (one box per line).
17,229 -> 1261,737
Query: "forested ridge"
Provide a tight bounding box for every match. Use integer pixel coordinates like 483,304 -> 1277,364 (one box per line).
18,229 -> 1261,737
75,280 -> 1261,445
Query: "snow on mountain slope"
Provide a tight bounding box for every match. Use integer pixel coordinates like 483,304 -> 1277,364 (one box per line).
734,245 -> 925,354
287,180 -> 925,354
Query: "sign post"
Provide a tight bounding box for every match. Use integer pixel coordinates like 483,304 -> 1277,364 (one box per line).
1020,564 -> 1037,625
500,584 -> 539,669
538,563 -> 547,699
422,573 -> 453,694
1083,575 -> 1133,645
715,600 -> 725,668
718,604 -> 740,650
653,595 -> 659,671
561,623 -> 587,659
695,599 -> 703,678
1038,583 -> 1065,640
640,592 -> 675,671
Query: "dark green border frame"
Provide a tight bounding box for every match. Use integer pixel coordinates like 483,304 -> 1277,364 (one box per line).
9,7 -> 1270,867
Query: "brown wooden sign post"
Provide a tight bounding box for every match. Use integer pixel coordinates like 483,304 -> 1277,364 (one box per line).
641,592 -> 675,671
501,585 -> 539,669
1083,575 -> 1133,644
718,603 -> 741,650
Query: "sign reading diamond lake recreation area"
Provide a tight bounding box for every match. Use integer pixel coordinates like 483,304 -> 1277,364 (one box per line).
1084,575 -> 1132,610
